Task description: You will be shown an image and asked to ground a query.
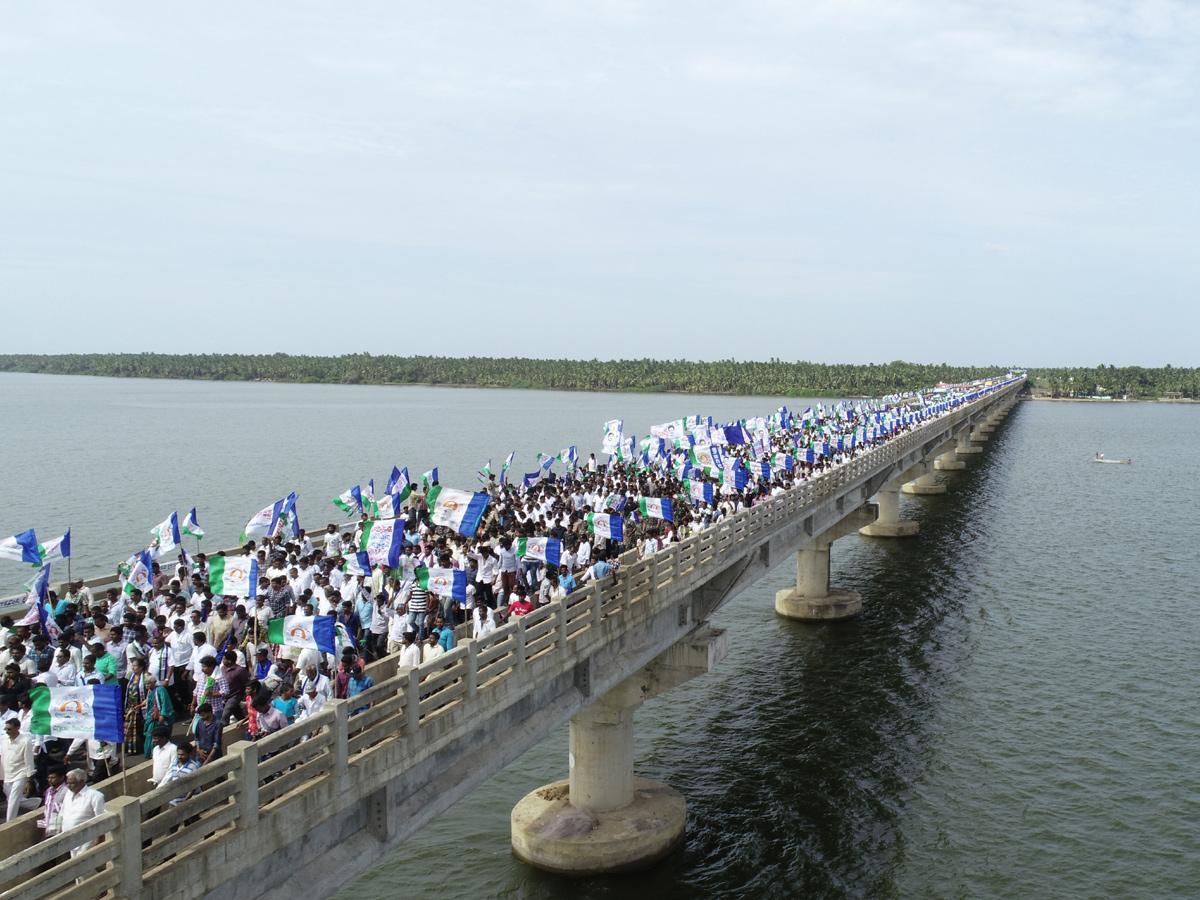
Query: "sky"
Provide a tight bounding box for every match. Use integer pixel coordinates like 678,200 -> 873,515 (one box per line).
1,1 -> 1197,366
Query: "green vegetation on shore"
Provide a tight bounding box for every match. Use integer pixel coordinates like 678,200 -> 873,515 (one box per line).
0,354 -> 1194,399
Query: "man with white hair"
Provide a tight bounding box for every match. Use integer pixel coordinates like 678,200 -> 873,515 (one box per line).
60,768 -> 106,856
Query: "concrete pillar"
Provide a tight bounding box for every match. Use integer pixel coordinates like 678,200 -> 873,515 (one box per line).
957,431 -> 982,454
901,463 -> 946,495
934,450 -> 965,471
860,484 -> 919,537
569,704 -> 636,811
512,627 -> 726,875
775,504 -> 875,621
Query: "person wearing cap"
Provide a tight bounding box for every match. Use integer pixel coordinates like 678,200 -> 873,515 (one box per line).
296,663 -> 332,704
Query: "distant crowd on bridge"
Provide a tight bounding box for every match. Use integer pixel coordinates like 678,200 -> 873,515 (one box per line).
1,376 -> 1016,854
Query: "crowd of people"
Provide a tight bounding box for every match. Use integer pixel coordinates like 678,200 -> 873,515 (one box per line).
1,378 -> 1011,849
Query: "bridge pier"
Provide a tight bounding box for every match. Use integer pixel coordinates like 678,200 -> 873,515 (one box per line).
969,425 -> 988,442
859,483 -> 919,537
776,505 -> 875,620
901,461 -> 946,495
957,431 -> 983,454
934,449 -> 965,471
511,626 -> 727,875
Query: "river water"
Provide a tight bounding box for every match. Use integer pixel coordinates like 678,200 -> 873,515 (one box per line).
2,375 -> 1197,898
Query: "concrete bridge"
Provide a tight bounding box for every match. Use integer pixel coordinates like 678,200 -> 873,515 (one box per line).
1,377 -> 1024,900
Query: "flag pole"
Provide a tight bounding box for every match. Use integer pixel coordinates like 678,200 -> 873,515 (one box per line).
67,525 -> 72,585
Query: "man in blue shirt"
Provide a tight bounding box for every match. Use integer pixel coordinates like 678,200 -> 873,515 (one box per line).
557,564 -> 577,595
432,617 -> 455,653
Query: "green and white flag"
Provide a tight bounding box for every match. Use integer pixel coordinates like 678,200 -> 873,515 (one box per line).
182,508 -> 204,539
208,555 -> 258,598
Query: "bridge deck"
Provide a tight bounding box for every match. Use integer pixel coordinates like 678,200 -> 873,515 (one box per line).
0,378 -> 1023,900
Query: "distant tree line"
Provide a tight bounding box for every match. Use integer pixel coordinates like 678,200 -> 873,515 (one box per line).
0,353 -> 1192,398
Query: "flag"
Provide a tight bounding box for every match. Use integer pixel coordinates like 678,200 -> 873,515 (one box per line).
748,460 -> 771,480
606,494 -> 627,513
557,447 -> 578,468
29,684 -> 124,742
334,486 -> 363,517
343,551 -> 372,578
536,452 -> 554,471
276,492 -> 300,539
516,537 -> 562,567
421,468 -> 439,490
208,555 -> 258,598
772,453 -> 794,471
334,622 -> 356,657
500,452 -> 515,485
386,466 -> 413,503
20,564 -> 51,618
685,480 -> 715,504
586,513 -> 625,542
637,498 -> 674,522
36,529 -> 71,564
0,528 -> 41,565
415,567 -> 467,600
478,460 -> 492,483
374,492 -> 404,519
241,499 -> 281,542
267,615 -> 337,655
179,547 -> 197,575
181,508 -> 204,540
359,518 -> 405,568
426,486 -> 489,536
122,551 -> 153,600
602,419 -> 623,455
522,472 -> 541,489
149,512 -> 181,560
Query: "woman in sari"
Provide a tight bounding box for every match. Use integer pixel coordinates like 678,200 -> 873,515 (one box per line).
142,673 -> 175,758
124,657 -> 149,756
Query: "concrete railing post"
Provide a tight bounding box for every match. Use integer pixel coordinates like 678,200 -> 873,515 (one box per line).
405,669 -> 421,737
109,795 -> 142,900
515,616 -> 527,676
230,740 -> 259,829
332,699 -> 349,773
557,601 -> 569,654
465,640 -> 479,699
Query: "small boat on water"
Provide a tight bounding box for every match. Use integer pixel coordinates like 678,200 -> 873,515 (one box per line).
1093,453 -> 1132,465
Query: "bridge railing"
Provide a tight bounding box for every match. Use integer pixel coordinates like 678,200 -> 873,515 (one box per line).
0,380 -> 1022,900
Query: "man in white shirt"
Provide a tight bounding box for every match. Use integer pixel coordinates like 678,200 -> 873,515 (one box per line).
3,719 -> 35,822
190,633 -> 218,686
295,664 -> 333,703
397,631 -> 422,669
60,768 -> 106,856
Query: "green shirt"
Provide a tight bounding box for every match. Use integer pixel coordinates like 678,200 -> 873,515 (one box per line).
93,651 -> 118,683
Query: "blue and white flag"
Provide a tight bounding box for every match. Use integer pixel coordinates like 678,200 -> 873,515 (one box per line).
359,518 -> 405,568
149,512 -> 181,560
30,684 -> 124,742
516,537 -> 561,567
37,529 -> 71,564
638,498 -> 673,522
500,452 -> 515,485
748,460 -> 771,480
522,472 -> 541,488
421,468 -> 439,490
181,508 -> 204,539
586,513 -> 624,542
374,492 -> 404,520
478,460 -> 492,483
426,486 -> 489,537
242,494 -> 297,542
343,551 -> 372,578
122,550 -> 153,600
277,492 -> 300,539
0,528 -> 41,565
415,567 -> 468,601
686,481 -> 715,504
386,466 -> 409,496
336,489 -> 362,518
